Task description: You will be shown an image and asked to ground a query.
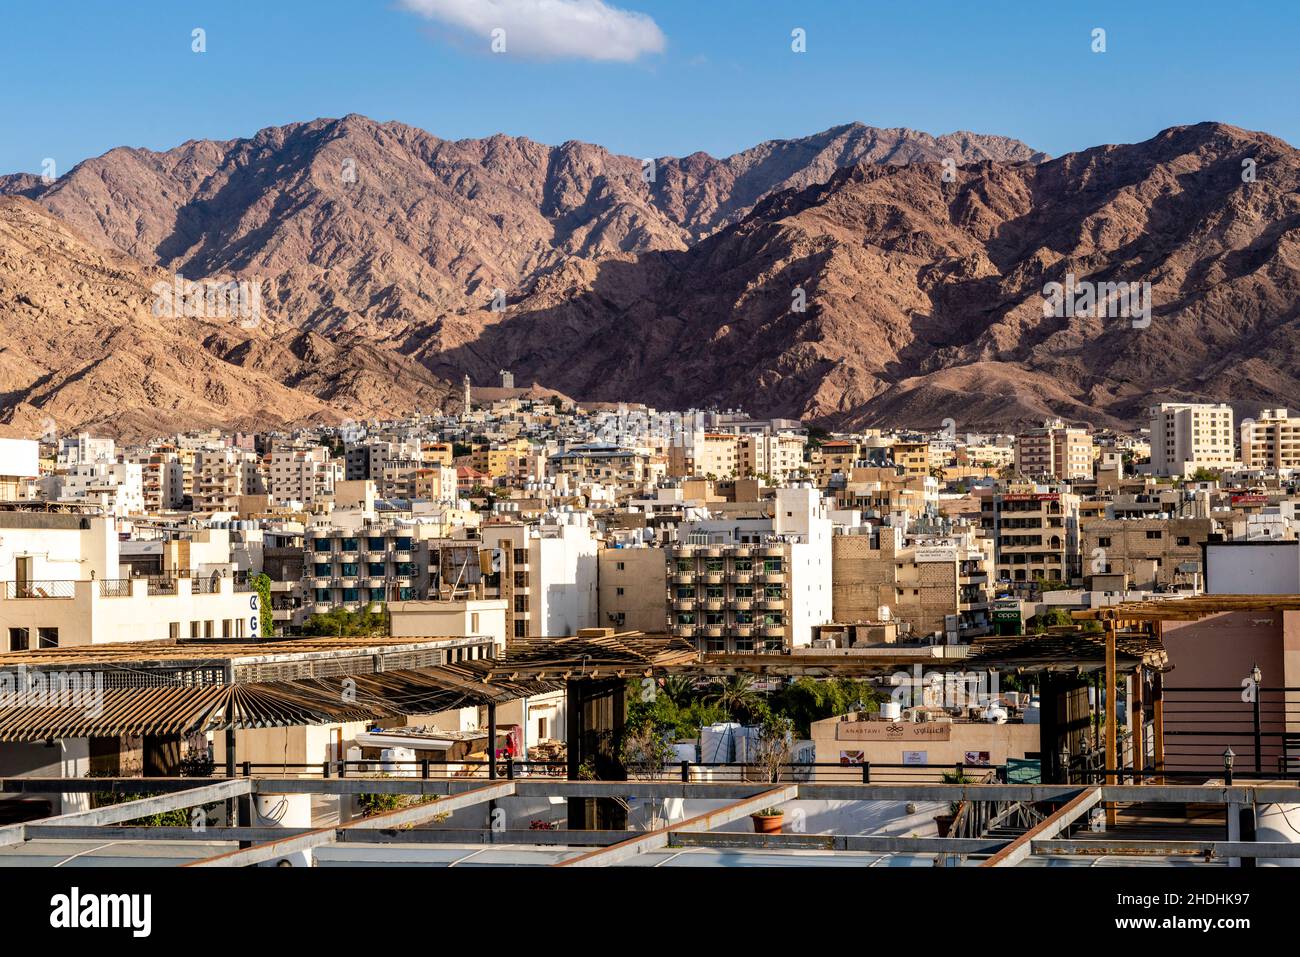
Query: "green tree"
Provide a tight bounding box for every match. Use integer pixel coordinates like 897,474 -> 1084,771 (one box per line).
302,605 -> 388,637
252,573 -> 273,638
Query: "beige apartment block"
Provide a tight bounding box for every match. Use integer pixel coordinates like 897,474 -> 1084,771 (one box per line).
668,432 -> 739,479
831,528 -> 992,639
738,431 -> 807,481
597,546 -> 668,633
982,489 -> 1082,584
1081,517 -> 1215,590
1014,420 -> 1094,481
889,441 -> 931,476
1242,408 -> 1300,470
1149,402 -> 1235,476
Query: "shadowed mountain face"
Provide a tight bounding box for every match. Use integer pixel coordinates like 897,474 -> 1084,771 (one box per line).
409,122 -> 1300,431
8,116 -> 1298,433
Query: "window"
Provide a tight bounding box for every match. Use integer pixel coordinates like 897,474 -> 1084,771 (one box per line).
342,588 -> 360,603
676,613 -> 696,625
221,619 -> 232,638
675,586 -> 695,599
369,588 -> 385,602
38,628 -> 58,649
616,587 -> 625,596
7,627 -> 28,652
1146,530 -> 1162,540
1176,537 -> 1190,546
471,612 -> 480,633
169,622 -> 180,640
706,586 -> 724,599
1097,537 -> 1111,548
204,620 -> 214,638
190,621 -> 201,638
313,539 -> 332,553
314,563 -> 331,577
616,561 -> 625,571
368,562 -> 385,576
514,620 -> 528,638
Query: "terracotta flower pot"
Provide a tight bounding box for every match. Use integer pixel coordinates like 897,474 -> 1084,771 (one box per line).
751,813 -> 784,834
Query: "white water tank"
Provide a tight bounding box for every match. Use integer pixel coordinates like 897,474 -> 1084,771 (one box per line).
1254,804 -> 1300,866
252,793 -> 314,867
879,701 -> 902,721
380,746 -> 416,776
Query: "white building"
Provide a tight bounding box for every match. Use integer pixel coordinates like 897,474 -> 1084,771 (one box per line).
0,512 -> 255,649
57,433 -> 116,468
1149,402 -> 1236,477
38,462 -> 145,516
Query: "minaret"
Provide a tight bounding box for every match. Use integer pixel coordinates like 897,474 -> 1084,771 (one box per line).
462,373 -> 472,413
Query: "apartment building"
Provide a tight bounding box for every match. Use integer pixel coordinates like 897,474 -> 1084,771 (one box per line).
1149,402 -> 1236,476
192,448 -> 263,513
470,438 -> 533,480
0,439 -> 37,501
302,523 -> 429,616
981,487 -> 1082,584
1014,420 -> 1094,481
482,515 -> 599,639
548,444 -> 660,487
37,462 -> 145,516
668,432 -> 740,480
135,450 -> 187,511
1241,408 -> 1300,470
269,445 -> 336,507
889,440 -> 931,476
56,433 -> 115,467
1081,517 -> 1215,590
0,511 -> 256,648
738,431 -> 807,482
666,486 -> 832,653
597,545 -> 668,632
831,526 -> 993,639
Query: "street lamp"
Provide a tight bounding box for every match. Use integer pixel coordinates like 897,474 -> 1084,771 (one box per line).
1223,747 -> 1235,786
1251,662 -> 1262,686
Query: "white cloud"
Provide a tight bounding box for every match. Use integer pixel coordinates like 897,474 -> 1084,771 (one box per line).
399,0 -> 666,62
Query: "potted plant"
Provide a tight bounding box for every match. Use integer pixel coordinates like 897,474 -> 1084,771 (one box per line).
750,806 -> 785,834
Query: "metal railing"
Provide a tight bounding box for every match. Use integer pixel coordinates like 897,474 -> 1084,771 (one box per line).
98,578 -> 134,598
220,759 -> 1010,784
3,580 -> 75,599
147,577 -> 178,596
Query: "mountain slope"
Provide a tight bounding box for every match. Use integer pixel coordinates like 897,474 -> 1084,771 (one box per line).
2,116 -> 1044,343
417,122 -> 1300,429
0,197 -> 454,440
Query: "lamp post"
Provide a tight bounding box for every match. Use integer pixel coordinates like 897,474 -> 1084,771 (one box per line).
1250,663 -> 1262,775
1223,747 -> 1235,787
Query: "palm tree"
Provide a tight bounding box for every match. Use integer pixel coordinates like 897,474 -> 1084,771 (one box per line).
705,675 -> 761,721
660,674 -> 696,708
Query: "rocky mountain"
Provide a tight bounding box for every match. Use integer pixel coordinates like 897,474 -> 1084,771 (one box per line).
0,197 -> 454,440
7,116 -> 1298,434
1,116 -> 1044,341
416,122 -> 1300,430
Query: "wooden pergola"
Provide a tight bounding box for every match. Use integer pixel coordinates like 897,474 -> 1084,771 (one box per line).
1070,594 -> 1300,822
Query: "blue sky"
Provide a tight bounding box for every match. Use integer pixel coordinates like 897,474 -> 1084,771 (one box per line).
3,0 -> 1298,176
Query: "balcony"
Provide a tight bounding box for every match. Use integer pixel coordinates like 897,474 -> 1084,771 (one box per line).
729,571 -> 754,585
762,624 -> 786,638
671,571 -> 695,584
701,572 -> 726,585
672,598 -> 695,611
758,571 -> 787,585
676,625 -> 695,639
702,598 -> 726,612
759,545 -> 785,558
702,625 -> 724,638
3,580 -> 75,600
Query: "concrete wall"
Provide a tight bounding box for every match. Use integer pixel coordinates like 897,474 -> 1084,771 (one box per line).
598,546 -> 667,633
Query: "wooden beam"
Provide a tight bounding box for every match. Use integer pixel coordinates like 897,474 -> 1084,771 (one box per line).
1132,664 -> 1145,778
1152,668 -> 1165,785
981,787 -> 1102,868
1105,623 -> 1117,826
